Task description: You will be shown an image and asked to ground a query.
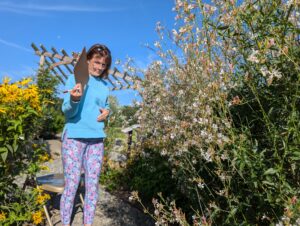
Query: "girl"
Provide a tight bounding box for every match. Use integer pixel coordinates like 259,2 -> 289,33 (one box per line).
60,44 -> 111,226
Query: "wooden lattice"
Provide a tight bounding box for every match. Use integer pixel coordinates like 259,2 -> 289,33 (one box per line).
31,43 -> 138,91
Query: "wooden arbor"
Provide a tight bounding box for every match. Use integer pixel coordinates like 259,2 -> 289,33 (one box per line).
31,43 -> 139,91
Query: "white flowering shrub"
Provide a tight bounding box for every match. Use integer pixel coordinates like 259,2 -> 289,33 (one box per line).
130,0 -> 300,225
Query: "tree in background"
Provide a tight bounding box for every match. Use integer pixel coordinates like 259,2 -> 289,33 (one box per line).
36,69 -> 64,138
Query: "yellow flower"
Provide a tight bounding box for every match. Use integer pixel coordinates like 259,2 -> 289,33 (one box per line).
0,211 -> 6,221
39,154 -> 51,162
0,77 -> 42,116
32,210 -> 43,225
36,193 -> 51,205
19,78 -> 33,86
34,186 -> 43,193
40,165 -> 50,171
0,107 -> 6,114
2,77 -> 11,84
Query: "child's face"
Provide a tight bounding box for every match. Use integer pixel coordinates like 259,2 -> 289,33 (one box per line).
88,54 -> 107,76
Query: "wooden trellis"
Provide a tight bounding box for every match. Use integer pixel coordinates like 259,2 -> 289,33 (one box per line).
31,43 -> 138,91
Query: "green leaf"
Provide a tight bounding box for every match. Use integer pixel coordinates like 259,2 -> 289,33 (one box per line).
289,151 -> 300,160
0,147 -> 8,162
6,145 -> 13,154
262,180 -> 275,186
217,25 -> 229,30
7,126 -> 15,131
0,147 -> 8,153
264,168 -> 278,175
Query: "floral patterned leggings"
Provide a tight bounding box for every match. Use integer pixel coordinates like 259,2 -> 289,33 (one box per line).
60,132 -> 104,225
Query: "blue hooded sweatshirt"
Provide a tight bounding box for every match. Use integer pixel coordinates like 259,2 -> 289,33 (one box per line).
62,75 -> 109,139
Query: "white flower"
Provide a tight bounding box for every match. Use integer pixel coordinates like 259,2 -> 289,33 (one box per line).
155,21 -> 163,31
187,4 -> 196,10
218,189 -> 226,195
172,29 -> 178,37
286,0 -> 293,7
179,27 -> 187,34
155,61 -> 162,66
221,153 -> 228,160
154,41 -> 161,48
201,130 -> 207,138
192,158 -> 197,164
247,49 -> 260,63
175,14 -> 181,20
220,174 -> 226,181
222,136 -> 230,143
198,182 -> 205,189
161,149 -> 167,156
203,152 -> 212,162
163,116 -> 172,121
260,66 -> 269,77
270,68 -> 282,79
204,4 -> 217,14
212,124 -> 218,131
176,0 -> 183,7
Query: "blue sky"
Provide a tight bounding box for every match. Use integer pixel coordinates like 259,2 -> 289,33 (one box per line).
0,0 -> 175,105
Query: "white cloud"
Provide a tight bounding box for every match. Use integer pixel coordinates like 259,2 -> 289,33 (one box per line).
0,1 -> 127,15
0,38 -> 31,52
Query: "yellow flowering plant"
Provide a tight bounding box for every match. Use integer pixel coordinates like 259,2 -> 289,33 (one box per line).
0,76 -> 54,225
0,186 -> 51,225
31,210 -> 43,225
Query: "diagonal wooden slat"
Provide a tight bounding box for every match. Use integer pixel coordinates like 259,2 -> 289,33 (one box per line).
51,47 -> 73,74
40,45 -> 68,79
44,59 -> 65,84
61,49 -> 75,66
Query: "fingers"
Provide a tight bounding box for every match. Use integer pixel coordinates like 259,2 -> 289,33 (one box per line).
74,83 -> 82,94
97,109 -> 109,122
99,108 -> 109,114
70,83 -> 82,101
97,114 -> 106,122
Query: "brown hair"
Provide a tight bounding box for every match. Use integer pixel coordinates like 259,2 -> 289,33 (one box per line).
87,44 -> 112,78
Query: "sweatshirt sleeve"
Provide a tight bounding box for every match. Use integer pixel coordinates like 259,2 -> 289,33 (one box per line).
62,76 -> 80,119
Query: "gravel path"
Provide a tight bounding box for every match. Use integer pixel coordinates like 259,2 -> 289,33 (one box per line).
37,139 -> 154,226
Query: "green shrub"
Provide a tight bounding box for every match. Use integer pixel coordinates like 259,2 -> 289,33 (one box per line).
130,0 -> 300,225
35,69 -> 64,138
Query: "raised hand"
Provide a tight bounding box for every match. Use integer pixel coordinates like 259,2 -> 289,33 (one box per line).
70,83 -> 82,102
